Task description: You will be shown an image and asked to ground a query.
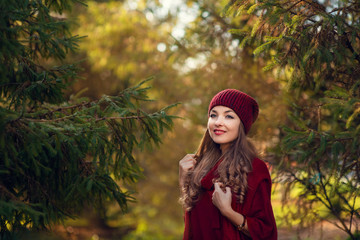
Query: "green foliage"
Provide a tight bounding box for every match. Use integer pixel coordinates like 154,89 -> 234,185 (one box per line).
224,0 -> 360,238
69,0 -> 181,100
0,0 -> 177,238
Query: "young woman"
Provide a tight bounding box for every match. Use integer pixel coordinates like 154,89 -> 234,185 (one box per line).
179,89 -> 277,240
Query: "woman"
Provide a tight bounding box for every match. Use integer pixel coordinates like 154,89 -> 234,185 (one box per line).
179,89 -> 277,240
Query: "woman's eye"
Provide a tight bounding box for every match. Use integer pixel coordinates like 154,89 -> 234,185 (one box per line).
210,114 -> 217,118
226,115 -> 234,119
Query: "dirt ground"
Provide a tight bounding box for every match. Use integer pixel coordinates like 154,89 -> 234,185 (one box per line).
53,222 -> 349,240
23,221 -> 350,240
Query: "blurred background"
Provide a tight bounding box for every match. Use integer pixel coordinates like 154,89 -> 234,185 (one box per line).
9,0 -> 358,239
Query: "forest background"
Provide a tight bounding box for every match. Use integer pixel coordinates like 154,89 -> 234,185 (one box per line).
1,0 -> 359,239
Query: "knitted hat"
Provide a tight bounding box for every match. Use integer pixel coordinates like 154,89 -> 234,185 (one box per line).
208,89 -> 259,134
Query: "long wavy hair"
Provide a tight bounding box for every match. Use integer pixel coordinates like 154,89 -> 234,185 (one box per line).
179,123 -> 257,211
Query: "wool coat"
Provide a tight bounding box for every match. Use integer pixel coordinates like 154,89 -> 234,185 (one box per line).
183,157 -> 277,240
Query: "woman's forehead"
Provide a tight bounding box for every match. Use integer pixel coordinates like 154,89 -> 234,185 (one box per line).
210,105 -> 235,113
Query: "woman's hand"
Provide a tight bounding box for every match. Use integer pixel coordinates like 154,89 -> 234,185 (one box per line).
212,182 -> 233,216
212,182 -> 250,236
179,154 -> 196,187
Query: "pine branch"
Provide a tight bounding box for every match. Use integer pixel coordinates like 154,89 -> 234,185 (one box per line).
285,0 -> 303,12
316,162 -> 354,236
0,0 -> 178,233
0,184 -> 18,201
343,35 -> 360,64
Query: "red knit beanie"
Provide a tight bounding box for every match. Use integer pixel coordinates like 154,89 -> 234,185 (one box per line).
208,89 -> 259,134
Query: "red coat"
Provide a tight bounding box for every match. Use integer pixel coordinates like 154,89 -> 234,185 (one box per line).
183,158 -> 277,240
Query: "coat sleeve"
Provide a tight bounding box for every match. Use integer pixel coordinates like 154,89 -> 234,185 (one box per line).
245,179 -> 277,240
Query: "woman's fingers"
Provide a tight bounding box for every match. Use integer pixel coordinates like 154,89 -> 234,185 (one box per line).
214,181 -> 226,192
179,154 -> 197,186
212,183 -> 232,214
225,187 -> 231,196
179,154 -> 196,172
213,183 -> 232,200
214,182 -> 221,191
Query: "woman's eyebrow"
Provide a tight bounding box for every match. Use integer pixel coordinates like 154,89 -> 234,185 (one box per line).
210,109 -> 235,114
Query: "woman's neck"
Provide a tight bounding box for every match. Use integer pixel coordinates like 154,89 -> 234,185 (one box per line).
220,143 -> 231,153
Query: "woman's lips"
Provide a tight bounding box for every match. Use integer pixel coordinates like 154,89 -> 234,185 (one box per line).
214,129 -> 226,135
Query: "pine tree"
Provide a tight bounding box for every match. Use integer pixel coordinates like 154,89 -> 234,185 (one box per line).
224,0 -> 360,238
0,0 -> 177,238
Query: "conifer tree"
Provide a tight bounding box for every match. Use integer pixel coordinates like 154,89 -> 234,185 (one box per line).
224,0 -> 360,238
0,0 -> 176,238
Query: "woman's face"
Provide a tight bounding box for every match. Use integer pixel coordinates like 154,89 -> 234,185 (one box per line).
207,105 -> 241,152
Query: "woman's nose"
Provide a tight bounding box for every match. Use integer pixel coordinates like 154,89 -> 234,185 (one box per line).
215,116 -> 224,126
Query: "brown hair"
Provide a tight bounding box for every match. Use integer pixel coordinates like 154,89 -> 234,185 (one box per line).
179,123 -> 257,211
